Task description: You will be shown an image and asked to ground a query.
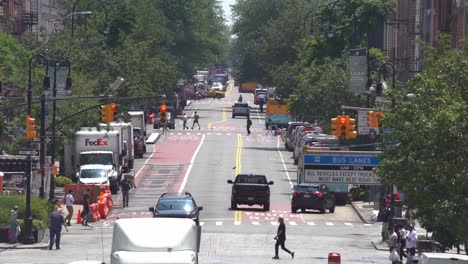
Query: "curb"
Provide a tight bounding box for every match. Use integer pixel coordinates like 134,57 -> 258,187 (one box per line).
0,243 -> 49,250
371,240 -> 390,251
350,201 -> 370,224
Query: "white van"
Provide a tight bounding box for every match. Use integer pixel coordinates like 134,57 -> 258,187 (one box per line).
419,253 -> 468,264
111,218 -> 200,264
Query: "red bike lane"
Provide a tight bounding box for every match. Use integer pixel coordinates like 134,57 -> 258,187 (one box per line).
134,134 -> 205,193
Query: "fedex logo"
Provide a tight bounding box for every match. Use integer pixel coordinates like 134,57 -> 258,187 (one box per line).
85,138 -> 109,146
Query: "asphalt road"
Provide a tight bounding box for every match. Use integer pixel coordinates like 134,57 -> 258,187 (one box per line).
0,80 -> 390,263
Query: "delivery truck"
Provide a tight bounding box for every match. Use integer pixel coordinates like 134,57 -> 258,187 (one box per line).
111,218 -> 201,264
265,98 -> 292,129
128,111 -> 146,137
64,129 -> 125,193
100,122 -> 134,172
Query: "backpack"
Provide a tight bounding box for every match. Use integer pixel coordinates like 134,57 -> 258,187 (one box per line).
380,207 -> 390,222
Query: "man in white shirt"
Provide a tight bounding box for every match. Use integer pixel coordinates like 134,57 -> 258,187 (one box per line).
406,224 -> 418,256
65,190 -> 74,226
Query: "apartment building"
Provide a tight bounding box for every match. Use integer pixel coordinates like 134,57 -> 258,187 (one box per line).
0,0 -> 65,37
384,0 -> 468,85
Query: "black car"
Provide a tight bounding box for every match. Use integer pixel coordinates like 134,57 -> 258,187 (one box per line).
149,192 -> 203,225
291,183 -> 335,214
228,174 -> 273,211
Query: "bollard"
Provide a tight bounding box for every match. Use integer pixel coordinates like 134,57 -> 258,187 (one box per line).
328,252 -> 341,264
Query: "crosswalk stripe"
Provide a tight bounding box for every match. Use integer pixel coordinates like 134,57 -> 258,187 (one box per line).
307,222 -> 316,226
271,222 -> 279,225
215,221 -> 223,226
289,222 -> 297,226
344,222 -> 353,226
234,221 -> 241,225
252,221 -> 260,225
199,222 -> 205,226
325,222 -> 334,226
363,223 -> 373,227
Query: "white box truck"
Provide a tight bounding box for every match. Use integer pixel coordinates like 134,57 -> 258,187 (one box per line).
111,218 -> 200,264
100,122 -> 134,172
64,129 -> 125,193
128,111 -> 146,137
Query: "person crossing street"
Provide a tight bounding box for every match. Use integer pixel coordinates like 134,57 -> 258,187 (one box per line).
272,217 -> 294,260
192,111 -> 201,130
121,175 -> 131,207
246,117 -> 252,135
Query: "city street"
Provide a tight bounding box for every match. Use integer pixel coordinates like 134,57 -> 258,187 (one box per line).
0,81 -> 390,263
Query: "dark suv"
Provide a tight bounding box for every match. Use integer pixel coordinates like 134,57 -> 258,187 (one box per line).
149,192 -> 203,225
228,174 -> 273,211
291,183 -> 335,214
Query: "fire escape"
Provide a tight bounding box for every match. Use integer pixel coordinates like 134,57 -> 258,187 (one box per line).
23,0 -> 38,33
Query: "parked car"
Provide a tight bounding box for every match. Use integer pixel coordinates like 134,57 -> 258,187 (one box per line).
285,122 -> 307,150
228,174 -> 273,211
232,102 -> 250,118
291,183 -> 336,214
149,192 -> 203,225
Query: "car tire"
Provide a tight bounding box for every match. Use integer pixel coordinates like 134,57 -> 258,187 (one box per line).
264,203 -> 270,211
231,201 -> 237,210
301,208 -> 306,213
216,94 -> 221,99
291,206 -> 297,213
293,158 -> 298,165
329,206 -> 335,213
232,114 -> 235,118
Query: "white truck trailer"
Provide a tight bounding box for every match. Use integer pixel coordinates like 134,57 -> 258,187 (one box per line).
111,218 -> 200,264
100,122 -> 134,172
128,111 -> 146,137
64,129 -> 125,193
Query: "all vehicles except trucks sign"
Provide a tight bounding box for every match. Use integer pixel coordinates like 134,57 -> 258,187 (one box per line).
302,151 -> 381,185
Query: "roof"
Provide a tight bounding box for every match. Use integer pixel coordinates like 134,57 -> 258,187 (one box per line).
237,174 -> 266,177
297,183 -> 320,187
80,164 -> 112,170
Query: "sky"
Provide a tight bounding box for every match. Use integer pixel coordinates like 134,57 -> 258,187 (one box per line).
222,0 -> 236,26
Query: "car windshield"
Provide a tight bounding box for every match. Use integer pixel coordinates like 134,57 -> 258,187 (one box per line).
235,176 -> 267,184
80,154 -> 113,166
235,103 -> 248,107
295,185 -> 320,192
157,199 -> 195,212
81,169 -> 106,179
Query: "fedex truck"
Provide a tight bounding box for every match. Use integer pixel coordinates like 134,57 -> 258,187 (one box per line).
100,122 -> 134,172
64,129 -> 125,193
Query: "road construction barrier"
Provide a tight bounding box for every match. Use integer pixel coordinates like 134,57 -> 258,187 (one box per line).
89,203 -> 101,222
328,252 -> 341,264
64,184 -> 100,204
145,132 -> 160,144
98,191 -> 112,219
76,209 -> 82,224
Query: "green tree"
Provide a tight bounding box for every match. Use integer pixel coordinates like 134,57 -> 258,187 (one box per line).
377,35 -> 468,249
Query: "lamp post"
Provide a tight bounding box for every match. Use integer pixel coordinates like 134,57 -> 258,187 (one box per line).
48,59 -> 72,201
71,0 -> 110,39
25,54 -> 50,244
377,62 -> 396,108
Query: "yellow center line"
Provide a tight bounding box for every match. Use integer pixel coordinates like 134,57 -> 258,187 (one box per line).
207,108 -> 227,129
234,134 -> 242,223
225,81 -> 233,97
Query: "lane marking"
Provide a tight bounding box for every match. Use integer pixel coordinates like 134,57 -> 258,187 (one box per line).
325,222 -> 334,226
344,222 -> 353,226
208,108 -> 228,129
177,134 -> 206,193
233,134 -> 243,223
289,222 -> 297,226
199,222 -> 205,226
215,221 -> 223,226
134,144 -> 158,179
252,221 -> 260,225
271,221 -> 279,225
307,222 -> 316,226
234,221 -> 241,225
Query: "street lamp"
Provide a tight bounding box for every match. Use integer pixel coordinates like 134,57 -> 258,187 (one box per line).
377,62 -> 396,108
48,59 -> 72,201
25,54 -> 50,244
71,0 -> 111,39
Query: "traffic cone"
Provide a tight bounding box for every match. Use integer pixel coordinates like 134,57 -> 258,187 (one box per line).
76,209 -> 82,224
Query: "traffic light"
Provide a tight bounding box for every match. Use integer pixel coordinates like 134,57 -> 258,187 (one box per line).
346,118 -> 357,139
159,103 -> 167,125
100,103 -> 118,123
25,115 -> 37,140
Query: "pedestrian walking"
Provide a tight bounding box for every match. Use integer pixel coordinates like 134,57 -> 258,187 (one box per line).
398,224 -> 407,261
48,208 -> 68,250
238,95 -> 243,102
266,119 -> 273,135
380,205 -> 391,241
272,217 -> 294,260
9,206 -> 19,243
162,122 -> 169,135
65,189 -> 74,226
246,117 -> 252,135
81,188 -> 91,226
192,111 -> 201,130
121,175 -> 131,207
388,226 -> 400,263
406,224 -> 418,256
182,113 -> 189,130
